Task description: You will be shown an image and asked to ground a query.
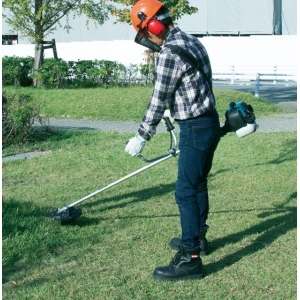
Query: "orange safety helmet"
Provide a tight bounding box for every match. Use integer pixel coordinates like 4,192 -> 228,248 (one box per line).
130,0 -> 165,34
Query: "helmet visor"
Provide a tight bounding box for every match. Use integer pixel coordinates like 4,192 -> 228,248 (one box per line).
134,31 -> 161,52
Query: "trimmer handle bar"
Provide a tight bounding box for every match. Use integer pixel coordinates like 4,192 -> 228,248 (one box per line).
138,117 -> 178,163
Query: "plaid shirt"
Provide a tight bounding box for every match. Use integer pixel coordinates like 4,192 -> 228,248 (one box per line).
138,27 -> 216,141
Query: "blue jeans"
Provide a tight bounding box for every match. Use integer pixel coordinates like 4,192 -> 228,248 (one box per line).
175,110 -> 220,248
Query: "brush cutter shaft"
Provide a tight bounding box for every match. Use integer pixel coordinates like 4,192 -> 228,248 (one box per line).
56,125 -> 179,215
57,149 -> 180,213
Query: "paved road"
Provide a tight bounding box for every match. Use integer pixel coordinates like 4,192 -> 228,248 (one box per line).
43,112 -> 297,134
213,83 -> 297,110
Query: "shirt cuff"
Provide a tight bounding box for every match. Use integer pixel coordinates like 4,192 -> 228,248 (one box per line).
138,129 -> 152,141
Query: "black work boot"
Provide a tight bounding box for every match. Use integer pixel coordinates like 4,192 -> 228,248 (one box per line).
153,246 -> 203,281
169,230 -> 208,256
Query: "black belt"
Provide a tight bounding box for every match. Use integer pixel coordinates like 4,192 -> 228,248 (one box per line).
175,109 -> 217,121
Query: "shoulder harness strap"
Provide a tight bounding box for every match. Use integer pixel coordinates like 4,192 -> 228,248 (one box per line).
164,44 -> 212,90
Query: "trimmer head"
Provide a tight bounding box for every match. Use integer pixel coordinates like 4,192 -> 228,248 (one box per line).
46,206 -> 82,225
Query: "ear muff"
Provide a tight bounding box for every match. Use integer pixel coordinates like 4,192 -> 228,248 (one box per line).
147,19 -> 165,35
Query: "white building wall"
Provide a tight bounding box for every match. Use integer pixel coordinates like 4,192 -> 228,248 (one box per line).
176,0 -> 297,35
282,0 -> 298,34
2,36 -> 297,77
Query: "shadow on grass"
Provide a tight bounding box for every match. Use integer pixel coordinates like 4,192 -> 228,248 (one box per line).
70,188 -> 297,280
92,183 -> 175,211
211,137 -> 296,177
59,183 -> 177,226
2,130 -> 85,157
2,183 -> 176,284
268,138 -> 297,164
2,191 -> 296,285
31,129 -> 87,143
2,197 -> 64,281
2,198 -> 51,240
204,191 -> 297,277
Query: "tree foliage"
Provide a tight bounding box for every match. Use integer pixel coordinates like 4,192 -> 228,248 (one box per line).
110,0 -> 198,24
2,0 -> 198,44
2,0 -> 114,43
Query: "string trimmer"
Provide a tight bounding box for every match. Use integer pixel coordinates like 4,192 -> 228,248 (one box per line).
46,118 -> 178,225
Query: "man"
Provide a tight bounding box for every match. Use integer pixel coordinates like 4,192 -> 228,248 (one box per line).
125,0 -> 220,280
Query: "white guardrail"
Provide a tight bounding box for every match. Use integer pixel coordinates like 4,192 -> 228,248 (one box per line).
212,66 -> 297,97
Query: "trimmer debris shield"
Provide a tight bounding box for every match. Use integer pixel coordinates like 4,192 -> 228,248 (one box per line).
46,206 -> 82,225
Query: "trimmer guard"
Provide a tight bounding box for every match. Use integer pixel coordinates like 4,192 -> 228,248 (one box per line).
46,206 -> 82,225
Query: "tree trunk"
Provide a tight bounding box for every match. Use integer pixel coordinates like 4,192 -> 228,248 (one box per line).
33,42 -> 43,87
33,0 -> 44,87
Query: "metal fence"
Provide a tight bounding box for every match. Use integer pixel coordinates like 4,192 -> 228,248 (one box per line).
212,65 -> 297,97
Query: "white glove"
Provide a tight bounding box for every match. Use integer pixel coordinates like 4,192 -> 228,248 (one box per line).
161,109 -> 175,127
125,134 -> 146,157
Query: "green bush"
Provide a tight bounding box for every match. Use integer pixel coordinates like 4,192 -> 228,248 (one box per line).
2,91 -> 47,147
2,56 -> 154,88
92,60 -> 127,86
33,58 -> 69,89
2,56 -> 34,87
66,60 -> 128,88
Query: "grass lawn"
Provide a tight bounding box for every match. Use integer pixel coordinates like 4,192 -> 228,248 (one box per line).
2,85 -> 289,123
2,86 -> 297,299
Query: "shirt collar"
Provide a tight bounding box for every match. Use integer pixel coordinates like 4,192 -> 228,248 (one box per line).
163,27 -> 181,46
